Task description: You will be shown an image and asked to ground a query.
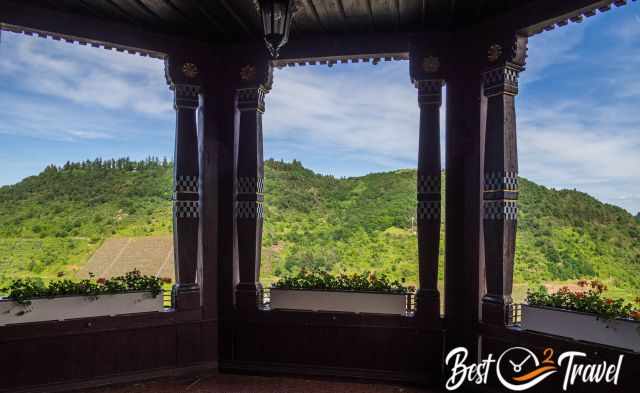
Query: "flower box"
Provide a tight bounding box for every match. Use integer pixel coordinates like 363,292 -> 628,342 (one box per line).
269,288 -> 408,315
521,304 -> 640,352
0,291 -> 164,326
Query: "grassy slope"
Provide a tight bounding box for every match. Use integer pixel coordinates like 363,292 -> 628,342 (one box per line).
1,158 -> 639,301
0,159 -> 172,285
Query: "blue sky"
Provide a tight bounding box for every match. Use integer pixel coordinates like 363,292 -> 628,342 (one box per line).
0,5 -> 639,214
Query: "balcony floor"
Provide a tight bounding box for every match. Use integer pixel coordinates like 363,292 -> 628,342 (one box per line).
79,372 -> 437,393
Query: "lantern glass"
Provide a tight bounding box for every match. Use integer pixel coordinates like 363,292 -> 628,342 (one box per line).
259,0 -> 293,58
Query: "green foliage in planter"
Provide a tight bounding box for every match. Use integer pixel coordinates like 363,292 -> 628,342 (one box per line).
526,280 -> 640,321
2,269 -> 164,305
272,269 -> 414,294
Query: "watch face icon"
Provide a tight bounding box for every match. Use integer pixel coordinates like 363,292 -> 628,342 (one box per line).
509,354 -> 533,373
497,347 -> 558,391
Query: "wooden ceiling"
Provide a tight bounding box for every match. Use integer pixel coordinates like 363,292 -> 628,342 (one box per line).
15,0 -> 541,43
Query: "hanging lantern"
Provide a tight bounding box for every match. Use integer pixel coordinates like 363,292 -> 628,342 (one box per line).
258,0 -> 295,58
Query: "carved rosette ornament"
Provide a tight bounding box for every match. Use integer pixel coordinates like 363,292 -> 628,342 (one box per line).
482,34 -> 528,325
240,65 -> 257,81
422,56 -> 440,73
487,44 -> 503,62
181,62 -> 199,78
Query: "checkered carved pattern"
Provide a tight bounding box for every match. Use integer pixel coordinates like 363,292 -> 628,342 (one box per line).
237,177 -> 264,194
483,66 -> 519,96
175,176 -> 198,193
484,172 -> 518,191
418,175 -> 441,194
416,79 -> 444,106
237,87 -> 266,112
174,200 -> 199,219
415,80 -> 444,94
236,201 -> 264,219
174,84 -> 200,109
417,201 -> 440,220
484,200 -> 518,221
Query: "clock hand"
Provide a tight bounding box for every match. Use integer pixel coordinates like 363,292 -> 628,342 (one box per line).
516,355 -> 532,368
509,360 -> 518,368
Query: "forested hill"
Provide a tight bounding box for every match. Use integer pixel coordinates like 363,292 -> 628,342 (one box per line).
1,158 -> 639,298
262,160 -> 640,295
0,158 -> 173,285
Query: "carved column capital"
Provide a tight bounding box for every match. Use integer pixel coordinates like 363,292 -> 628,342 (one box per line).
414,79 -> 445,107
173,84 -> 201,109
482,63 -> 523,97
237,86 -> 268,113
482,34 -> 528,97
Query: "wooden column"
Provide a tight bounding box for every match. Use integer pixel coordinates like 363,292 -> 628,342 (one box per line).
234,62 -> 272,312
410,35 -> 448,322
481,35 -> 528,325
415,79 -> 443,320
166,57 -> 202,310
441,35 -> 486,356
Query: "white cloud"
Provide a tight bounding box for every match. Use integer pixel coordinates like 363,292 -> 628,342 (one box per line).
264,15 -> 640,214
0,32 -> 172,117
518,95 -> 640,214
265,62 -> 426,169
521,24 -> 586,84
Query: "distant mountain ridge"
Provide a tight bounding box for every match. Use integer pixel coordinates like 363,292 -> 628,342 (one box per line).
1,158 -> 639,299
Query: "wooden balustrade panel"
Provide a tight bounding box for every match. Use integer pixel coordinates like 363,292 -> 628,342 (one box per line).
222,312 -> 443,385
0,316 -> 214,392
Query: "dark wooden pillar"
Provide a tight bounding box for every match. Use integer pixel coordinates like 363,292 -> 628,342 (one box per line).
166,57 -> 202,310
234,62 -> 273,311
415,80 -> 443,320
441,35 -> 486,355
410,35 -> 447,323
481,35 -> 528,325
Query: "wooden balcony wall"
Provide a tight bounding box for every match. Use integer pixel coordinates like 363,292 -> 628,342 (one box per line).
1,2 -> 639,392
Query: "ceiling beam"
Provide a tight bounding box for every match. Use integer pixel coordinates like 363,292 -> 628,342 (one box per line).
0,0 -> 196,57
219,0 -> 253,36
302,0 -> 327,32
335,0 -> 349,32
276,30 -> 409,60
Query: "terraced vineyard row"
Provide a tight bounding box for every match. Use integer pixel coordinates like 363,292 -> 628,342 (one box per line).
78,235 -> 174,280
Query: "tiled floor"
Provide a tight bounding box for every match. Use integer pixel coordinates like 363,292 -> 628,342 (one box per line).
79,373 -> 437,393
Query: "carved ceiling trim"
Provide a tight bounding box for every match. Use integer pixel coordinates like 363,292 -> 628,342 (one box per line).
272,52 -> 409,68
0,22 -> 166,59
529,0 -> 636,36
